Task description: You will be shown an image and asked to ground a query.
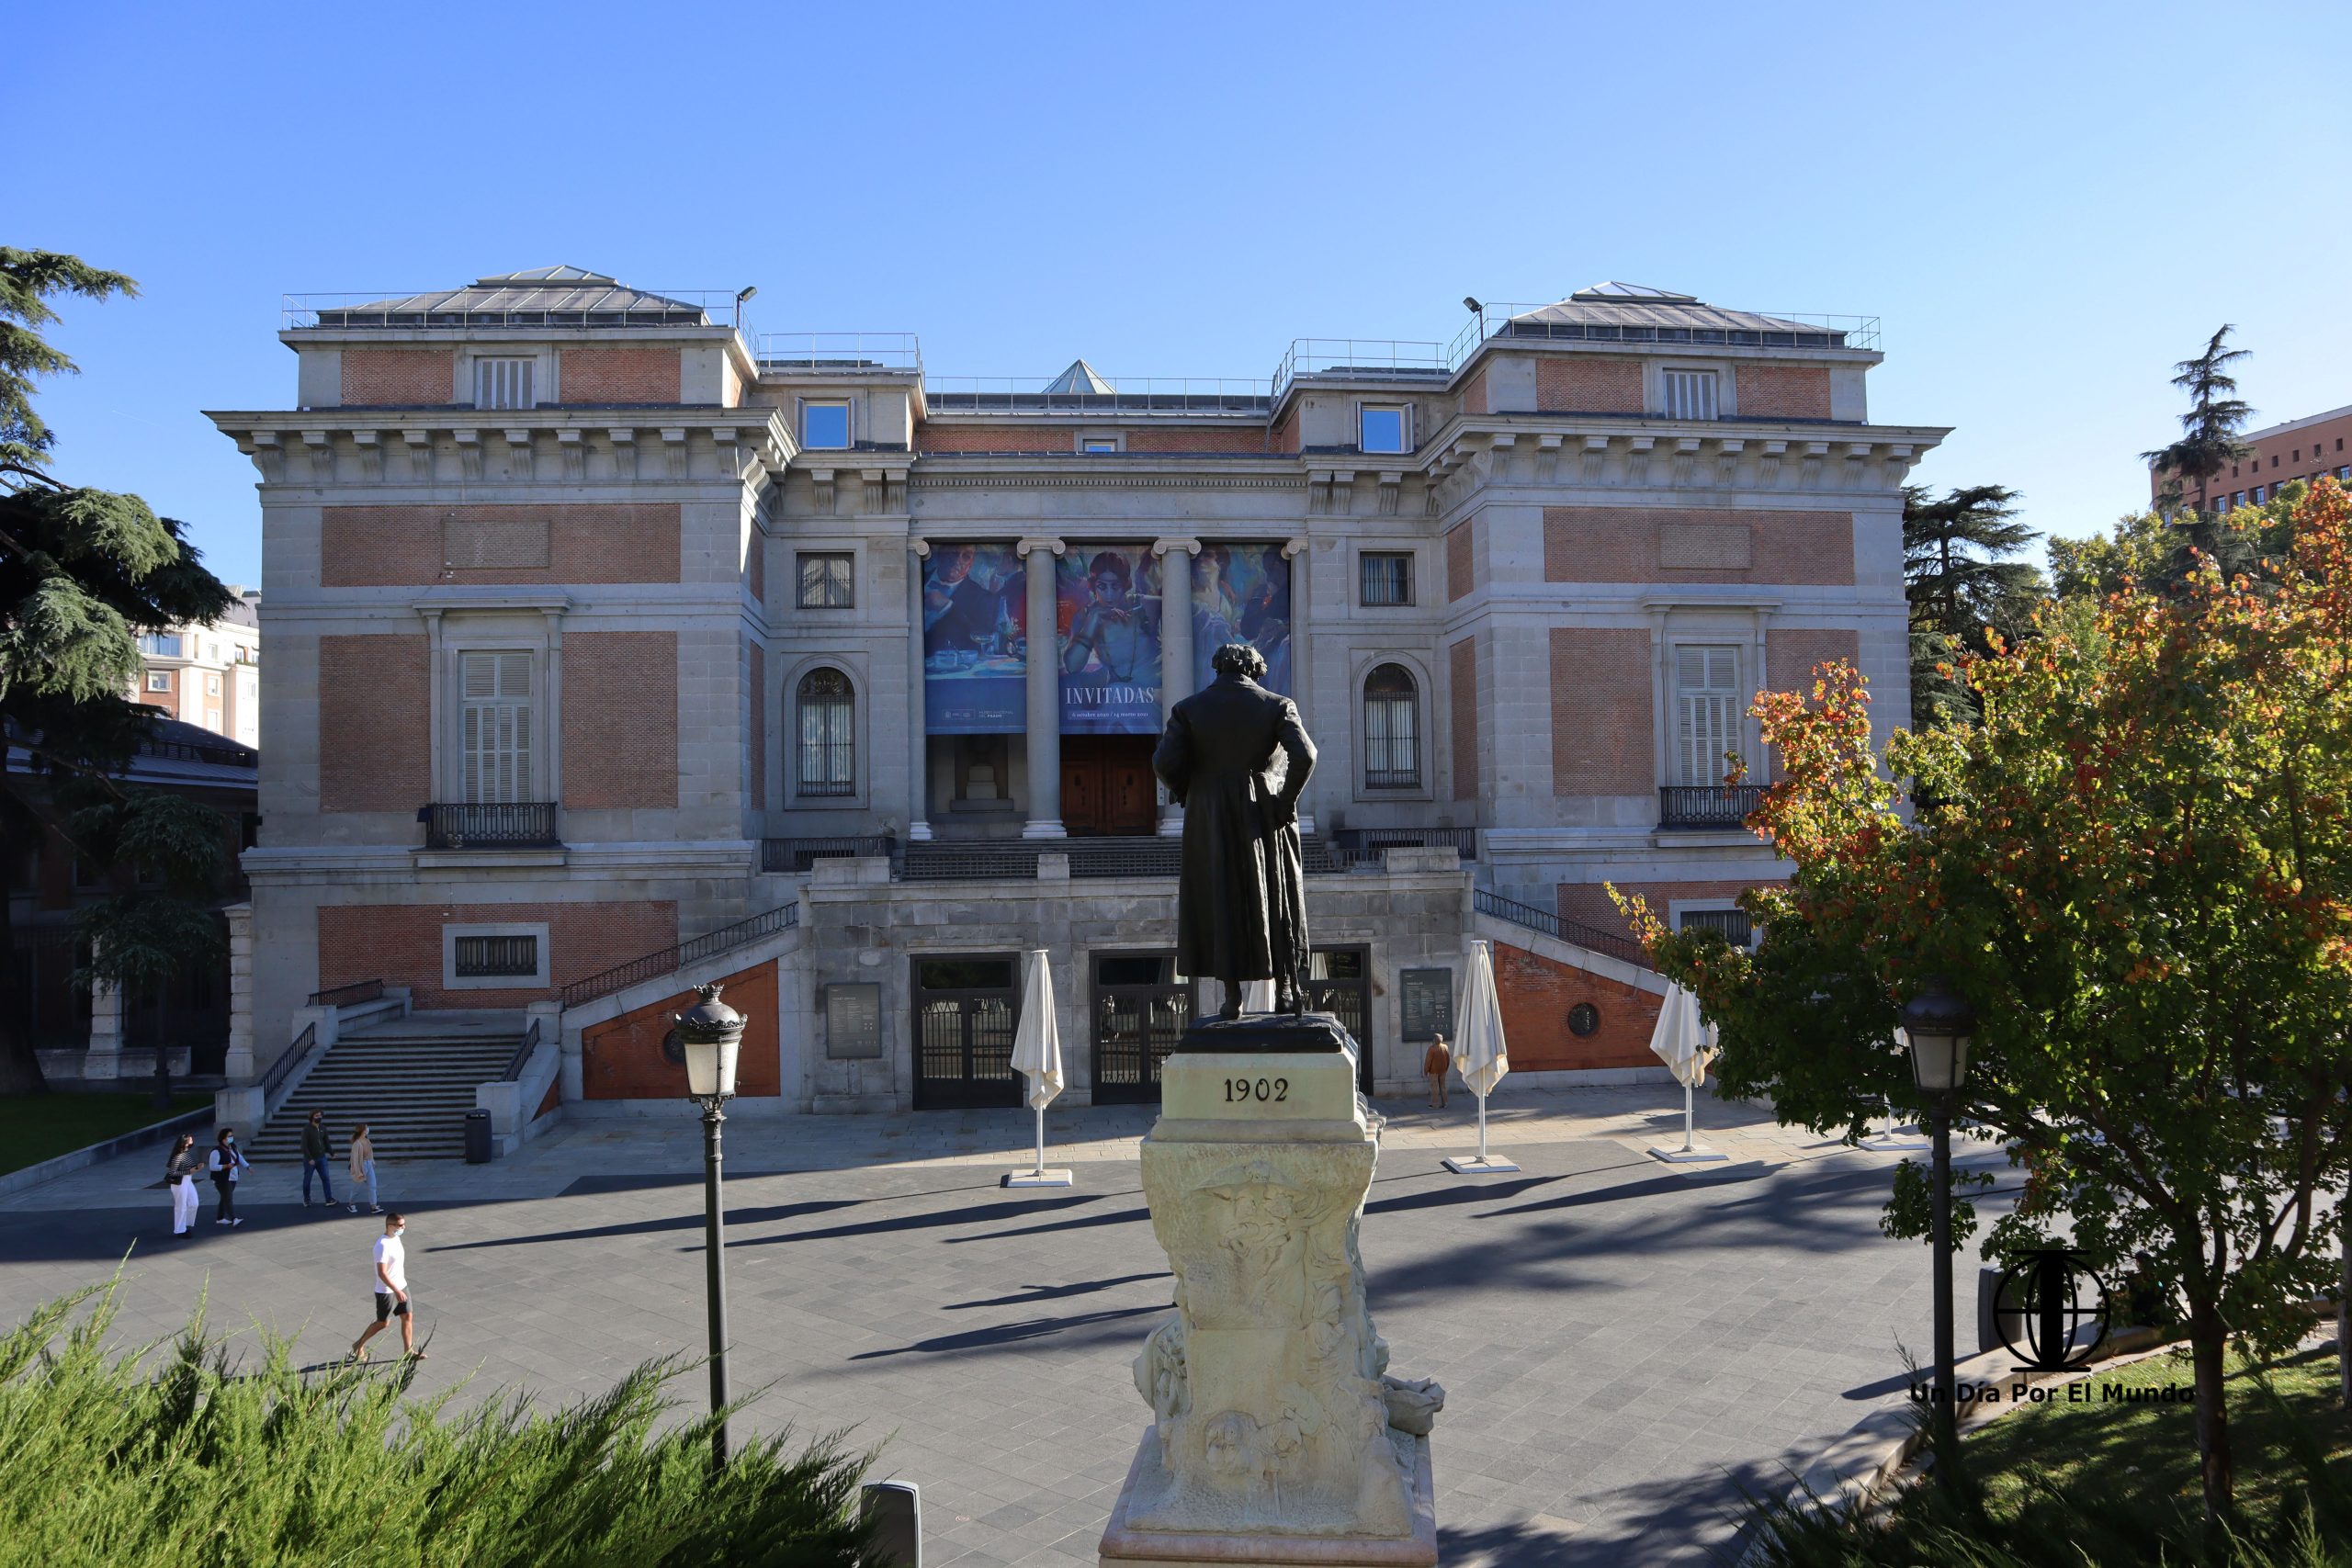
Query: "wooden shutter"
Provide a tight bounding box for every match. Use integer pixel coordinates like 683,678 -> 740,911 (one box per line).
1674,646 -> 1740,786
459,651 -> 533,804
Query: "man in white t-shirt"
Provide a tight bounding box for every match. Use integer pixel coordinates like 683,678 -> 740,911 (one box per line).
348,1213 -> 422,1362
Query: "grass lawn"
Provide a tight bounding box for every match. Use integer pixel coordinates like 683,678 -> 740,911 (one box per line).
0,1092 -> 209,1176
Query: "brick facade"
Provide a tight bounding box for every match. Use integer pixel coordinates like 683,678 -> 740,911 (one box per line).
1542,506 -> 1855,586
1268,402 -> 1301,455
340,348 -> 453,407
318,634 -> 430,813
322,503 -> 682,587
1549,627 -> 1654,795
581,959 -> 781,1099
559,345 -> 682,404
316,899 -> 677,1010
560,632 -> 679,810
1766,628 -> 1861,697
1536,357 -> 1642,413
912,424 -> 1266,454
1558,878 -> 1769,941
1459,367 -> 1488,417
1735,364 -> 1833,420
1445,516 -> 1475,602
1449,636 -> 1478,802
1492,942 -> 1663,1072
1125,428 -> 1272,453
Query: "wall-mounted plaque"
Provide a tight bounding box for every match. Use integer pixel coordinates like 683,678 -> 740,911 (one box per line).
1399,967 -> 1453,1043
824,983 -> 883,1059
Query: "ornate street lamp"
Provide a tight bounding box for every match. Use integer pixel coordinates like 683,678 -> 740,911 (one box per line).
676,982 -> 746,1467
1901,975 -> 1977,1471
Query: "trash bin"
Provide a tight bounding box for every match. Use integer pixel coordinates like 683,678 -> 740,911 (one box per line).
464,1109 -> 493,1164
860,1482 -> 921,1568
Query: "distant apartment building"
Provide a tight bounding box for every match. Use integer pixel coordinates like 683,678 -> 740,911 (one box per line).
134,588 -> 261,748
207,267 -> 1941,1122
2152,401 -> 2352,513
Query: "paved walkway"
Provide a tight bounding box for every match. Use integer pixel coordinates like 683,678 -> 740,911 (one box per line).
0,1088 -> 2005,1567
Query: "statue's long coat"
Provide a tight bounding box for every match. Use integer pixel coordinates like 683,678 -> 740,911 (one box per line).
1152,672 -> 1316,984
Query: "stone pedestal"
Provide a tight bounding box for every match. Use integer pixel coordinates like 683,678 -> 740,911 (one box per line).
1101,1042 -> 1441,1568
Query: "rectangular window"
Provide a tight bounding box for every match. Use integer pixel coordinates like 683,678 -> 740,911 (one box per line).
453,934 -> 538,978
801,400 -> 851,449
1080,436 -> 1121,454
458,650 -> 534,805
139,634 -> 182,658
473,357 -> 536,410
1359,552 -> 1413,606
1661,369 -> 1719,421
146,672 -> 172,692
2233,491 -> 2245,508
205,673 -> 222,695
1673,645 -> 1743,786
1358,404 -> 1408,454
1678,908 -> 1755,945
798,682 -> 856,796
2254,486 -> 2266,504
797,551 -> 854,608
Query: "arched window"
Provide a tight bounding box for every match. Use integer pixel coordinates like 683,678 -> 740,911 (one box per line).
797,668 -> 855,796
1362,664 -> 1419,789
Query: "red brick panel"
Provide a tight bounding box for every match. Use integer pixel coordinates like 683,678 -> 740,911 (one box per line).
1549,628 -> 1654,795
560,346 -> 682,404
561,632 -> 678,810
1535,357 -> 1642,413
1459,367 -> 1488,417
748,640 -> 766,811
1767,628 -> 1861,699
1269,403 -> 1301,455
582,960 -> 781,1099
340,349 -> 454,407
318,634 -> 430,813
1445,517 -> 1474,603
316,899 -> 678,1010
322,504 -> 683,587
1125,428 -> 1271,453
1736,365 -> 1833,420
1542,506 -> 1854,586
1449,636 -> 1478,803
1493,942 -> 1663,1071
1558,878 -> 1770,942
915,425 -> 1068,453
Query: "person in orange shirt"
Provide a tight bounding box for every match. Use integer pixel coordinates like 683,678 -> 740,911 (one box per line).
1422,1033 -> 1453,1110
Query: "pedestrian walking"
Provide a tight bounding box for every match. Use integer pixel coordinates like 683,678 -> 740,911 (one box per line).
300,1109 -> 337,1210
207,1127 -> 249,1227
1422,1032 -> 1453,1110
346,1123 -> 379,1214
348,1213 -> 423,1363
164,1133 -> 201,1237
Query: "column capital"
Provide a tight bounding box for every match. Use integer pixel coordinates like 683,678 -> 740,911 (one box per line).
1281,536 -> 1310,559
909,537 -> 932,558
1017,536 -> 1066,558
1152,536 -> 1203,558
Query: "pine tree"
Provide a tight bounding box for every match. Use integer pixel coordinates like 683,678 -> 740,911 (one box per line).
2142,325 -> 2256,575
1901,483 -> 2043,728
1,249 -> 236,1094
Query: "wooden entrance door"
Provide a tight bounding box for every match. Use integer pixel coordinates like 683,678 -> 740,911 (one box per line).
1061,736 -> 1158,836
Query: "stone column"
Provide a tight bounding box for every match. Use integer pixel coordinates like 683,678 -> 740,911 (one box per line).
84,978 -> 123,1081
1019,536 -> 1066,839
906,542 -> 933,841
223,901 -> 255,1082
1153,537 -> 1199,837
1284,536 -> 1317,835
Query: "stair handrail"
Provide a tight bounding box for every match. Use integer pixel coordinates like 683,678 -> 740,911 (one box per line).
498,1017 -> 543,1082
1474,887 -> 1653,969
258,1021 -> 319,1109
560,902 -> 801,1010
307,978 -> 383,1008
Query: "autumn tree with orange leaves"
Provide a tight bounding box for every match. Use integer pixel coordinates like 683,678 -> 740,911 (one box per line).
1618,479 -> 2352,1526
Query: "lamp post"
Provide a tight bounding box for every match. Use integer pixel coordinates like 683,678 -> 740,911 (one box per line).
1901,976 -> 1977,1472
676,982 -> 746,1468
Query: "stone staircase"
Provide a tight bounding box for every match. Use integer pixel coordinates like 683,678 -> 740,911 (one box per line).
248,1011 -> 526,1163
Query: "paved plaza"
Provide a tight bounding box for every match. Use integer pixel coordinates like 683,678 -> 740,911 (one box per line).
0,1089 -> 2005,1567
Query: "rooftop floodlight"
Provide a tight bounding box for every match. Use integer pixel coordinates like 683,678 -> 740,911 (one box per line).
736,285 -> 759,304
1463,297 -> 1483,314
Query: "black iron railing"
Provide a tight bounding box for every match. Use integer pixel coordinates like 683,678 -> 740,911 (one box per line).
306,978 -> 383,1008
561,903 -> 801,1010
421,802 -> 560,850
1473,889 -> 1653,969
761,835 -> 898,874
1657,784 -> 1767,831
1329,827 -> 1479,862
499,1017 -> 543,1082
259,1022 -> 318,1103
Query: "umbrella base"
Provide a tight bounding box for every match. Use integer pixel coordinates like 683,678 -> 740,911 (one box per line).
1441,1155 -> 1521,1175
1646,1145 -> 1729,1164
1002,1168 -> 1074,1188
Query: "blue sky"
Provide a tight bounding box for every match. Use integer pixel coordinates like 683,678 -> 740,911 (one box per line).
18,0 -> 2350,591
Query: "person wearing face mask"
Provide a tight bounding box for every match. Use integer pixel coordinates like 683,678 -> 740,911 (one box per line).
207,1127 -> 249,1226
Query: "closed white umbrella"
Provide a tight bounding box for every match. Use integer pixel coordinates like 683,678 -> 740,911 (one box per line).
1005,949 -> 1071,1188
1443,940 -> 1519,1175
1646,983 -> 1727,1163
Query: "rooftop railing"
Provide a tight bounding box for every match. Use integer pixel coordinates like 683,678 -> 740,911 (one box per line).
285,291 -> 748,333
757,332 -> 922,373
1271,338 -> 1450,399
922,375 -> 1272,416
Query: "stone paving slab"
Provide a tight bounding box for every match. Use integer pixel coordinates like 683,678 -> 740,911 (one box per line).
0,1088 -> 2004,1567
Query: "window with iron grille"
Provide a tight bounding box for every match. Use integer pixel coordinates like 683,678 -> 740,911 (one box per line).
797,668 -> 856,796
1661,369 -> 1718,421
454,934 -> 538,978
797,552 -> 854,608
459,651 -> 533,804
1678,908 -> 1754,945
473,357 -> 536,410
1360,552 -> 1413,606
1674,645 -> 1742,785
1362,663 -> 1420,789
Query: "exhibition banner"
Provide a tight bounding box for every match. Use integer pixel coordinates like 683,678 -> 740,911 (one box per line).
1056,546 -> 1163,734
1191,542 -> 1293,695
922,542 -> 1027,734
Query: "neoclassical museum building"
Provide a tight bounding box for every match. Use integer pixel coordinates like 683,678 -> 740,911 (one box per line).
207,268 -> 1939,1136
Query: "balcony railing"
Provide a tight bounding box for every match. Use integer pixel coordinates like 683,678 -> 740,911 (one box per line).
1657,784 -> 1767,831
420,802 -> 560,851
1328,827 -> 1478,862
762,835 -> 899,874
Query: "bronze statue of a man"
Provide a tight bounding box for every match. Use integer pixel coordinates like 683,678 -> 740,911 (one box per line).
1153,642 -> 1315,1018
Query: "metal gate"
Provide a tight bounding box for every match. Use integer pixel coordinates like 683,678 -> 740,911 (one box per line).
910,954 -> 1023,1110
1091,952 -> 1195,1105
1306,945 -> 1374,1095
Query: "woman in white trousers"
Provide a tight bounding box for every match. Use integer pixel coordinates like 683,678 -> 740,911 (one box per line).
164,1133 -> 202,1237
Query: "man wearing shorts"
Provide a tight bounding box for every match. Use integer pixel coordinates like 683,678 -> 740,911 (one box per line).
349,1213 -> 423,1362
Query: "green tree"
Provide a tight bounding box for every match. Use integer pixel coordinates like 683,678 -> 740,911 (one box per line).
2143,325 -> 2256,575
1903,483 -> 2045,728
1,250 -> 235,1094
1615,479 -> 2352,1523
2053,486 -> 2305,603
